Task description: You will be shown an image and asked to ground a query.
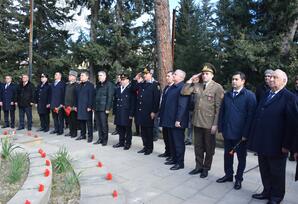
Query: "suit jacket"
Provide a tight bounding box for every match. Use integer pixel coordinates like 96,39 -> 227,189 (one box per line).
249,88 -> 298,156
113,83 -> 136,126
0,83 -> 17,111
94,80 -> 115,112
159,84 -> 172,127
35,82 -> 51,114
218,88 -> 257,140
76,81 -> 95,120
133,80 -> 161,127
159,82 -> 189,128
181,80 -> 224,129
50,81 -> 65,109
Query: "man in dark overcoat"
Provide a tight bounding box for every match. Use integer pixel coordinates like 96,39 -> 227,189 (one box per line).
160,69 -> 189,170
35,73 -> 51,132
112,73 -> 135,150
16,74 -> 35,131
133,68 -> 161,155
76,71 -> 94,142
249,69 -> 298,204
0,75 -> 17,128
50,72 -> 65,135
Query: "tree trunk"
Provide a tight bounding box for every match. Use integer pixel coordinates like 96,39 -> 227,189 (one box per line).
154,0 -> 172,89
89,0 -> 100,83
281,18 -> 298,56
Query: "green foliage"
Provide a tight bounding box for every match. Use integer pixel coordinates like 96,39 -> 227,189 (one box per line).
7,152 -> 28,184
52,147 -> 73,174
63,171 -> 82,193
1,137 -> 22,160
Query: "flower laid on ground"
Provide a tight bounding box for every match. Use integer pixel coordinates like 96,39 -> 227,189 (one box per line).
97,161 -> 103,168
46,159 -> 51,166
112,190 -> 118,198
106,172 -> 112,181
44,169 -> 50,177
38,184 -> 44,192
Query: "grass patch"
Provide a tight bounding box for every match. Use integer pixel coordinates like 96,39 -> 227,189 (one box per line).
7,152 -> 29,184
49,147 -> 80,204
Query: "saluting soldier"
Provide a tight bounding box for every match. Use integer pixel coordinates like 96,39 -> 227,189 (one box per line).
64,70 -> 79,138
0,75 -> 17,128
112,73 -> 136,150
181,63 -> 224,178
35,73 -> 51,132
76,71 -> 95,143
133,68 -> 161,155
50,72 -> 66,135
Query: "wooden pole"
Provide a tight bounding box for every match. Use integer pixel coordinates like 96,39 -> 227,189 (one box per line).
28,0 -> 34,80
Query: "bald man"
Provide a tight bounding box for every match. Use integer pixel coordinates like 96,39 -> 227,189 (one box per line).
249,69 -> 298,204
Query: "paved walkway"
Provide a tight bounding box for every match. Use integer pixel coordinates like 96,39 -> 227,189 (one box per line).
11,128 -> 298,204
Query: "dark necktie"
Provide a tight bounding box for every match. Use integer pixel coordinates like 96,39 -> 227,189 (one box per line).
266,91 -> 276,102
203,84 -> 206,90
233,91 -> 238,98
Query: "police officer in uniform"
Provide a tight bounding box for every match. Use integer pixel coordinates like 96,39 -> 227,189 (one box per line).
112,73 -> 136,150
133,68 -> 161,155
35,73 -> 51,132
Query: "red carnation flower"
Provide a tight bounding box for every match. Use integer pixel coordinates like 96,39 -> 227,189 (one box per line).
112,190 -> 118,198
106,172 -> 113,181
44,169 -> 50,177
97,161 -> 103,168
45,160 -> 51,166
38,184 -> 44,192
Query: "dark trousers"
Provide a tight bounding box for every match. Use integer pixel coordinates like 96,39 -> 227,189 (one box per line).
118,123 -> 132,146
52,109 -> 64,134
162,127 -> 171,156
193,126 -> 216,170
170,128 -> 186,166
134,119 -> 140,135
19,107 -> 32,130
39,112 -> 49,131
141,126 -> 153,152
95,111 -> 109,143
258,155 -> 287,202
80,112 -> 93,141
68,111 -> 78,137
4,108 -> 15,128
224,139 -> 247,181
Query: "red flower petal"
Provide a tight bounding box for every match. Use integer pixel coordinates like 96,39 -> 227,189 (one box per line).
38,184 -> 44,192
45,160 -> 51,166
97,161 -> 103,168
44,169 -> 50,177
41,152 -> 46,158
91,154 -> 95,160
106,172 -> 113,181
112,190 -> 118,198
25,200 -> 31,204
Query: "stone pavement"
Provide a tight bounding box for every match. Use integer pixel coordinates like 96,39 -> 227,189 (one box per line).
11,128 -> 298,204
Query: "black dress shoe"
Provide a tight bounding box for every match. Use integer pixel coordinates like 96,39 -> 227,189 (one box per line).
164,160 -> 175,165
76,136 -> 86,140
87,140 -> 93,143
111,130 -> 118,135
64,132 -> 71,137
252,193 -> 269,200
93,140 -> 102,145
170,164 -> 184,170
101,143 -> 107,146
166,157 -> 174,161
43,129 -> 49,132
189,168 -> 203,175
50,130 -> 57,134
158,152 -> 170,158
17,127 -> 24,130
216,175 -> 233,183
144,150 -> 152,155
36,128 -> 44,132
123,145 -> 130,150
200,169 -> 208,178
2,125 -> 9,128
113,143 -> 124,148
234,180 -> 242,190
57,132 -> 63,135
137,148 -> 146,153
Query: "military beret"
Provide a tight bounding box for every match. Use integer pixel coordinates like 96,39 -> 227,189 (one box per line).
120,73 -> 129,80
